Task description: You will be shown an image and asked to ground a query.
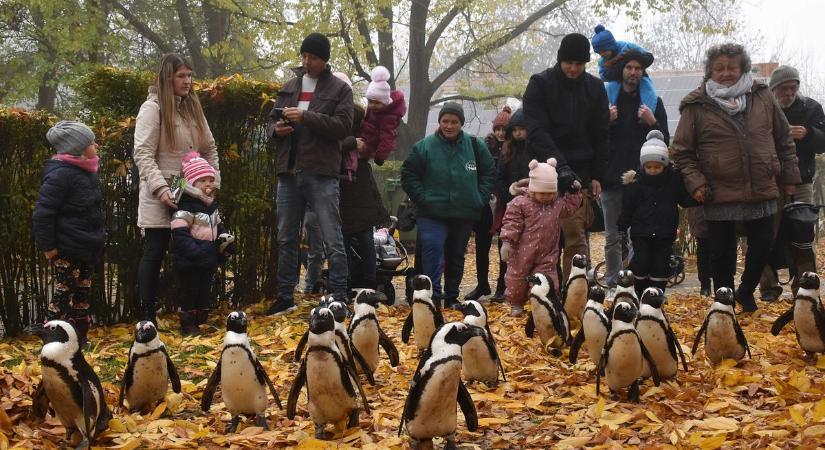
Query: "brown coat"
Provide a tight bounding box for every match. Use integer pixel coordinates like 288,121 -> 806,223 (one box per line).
671,81 -> 800,205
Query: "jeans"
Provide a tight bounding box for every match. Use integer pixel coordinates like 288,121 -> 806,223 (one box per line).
472,205 -> 494,286
417,217 -> 474,301
708,215 -> 774,308
346,228 -> 377,289
302,209 -> 325,292
600,188 -> 623,287
138,228 -> 171,320
277,173 -> 348,301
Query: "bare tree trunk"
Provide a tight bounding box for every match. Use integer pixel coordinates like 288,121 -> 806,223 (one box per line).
406,0 -> 433,148
378,5 -> 394,88
202,0 -> 230,75
36,70 -> 57,113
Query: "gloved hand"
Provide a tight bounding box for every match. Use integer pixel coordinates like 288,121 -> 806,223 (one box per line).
500,241 -> 513,262
568,179 -> 582,194
557,166 -> 578,195
217,233 -> 236,254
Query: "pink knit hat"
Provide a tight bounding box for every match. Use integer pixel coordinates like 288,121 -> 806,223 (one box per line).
182,151 -> 216,185
528,158 -> 558,193
366,66 -> 393,105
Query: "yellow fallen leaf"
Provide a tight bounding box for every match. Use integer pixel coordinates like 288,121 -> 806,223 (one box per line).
699,417 -> 738,432
149,401 -> 167,420
599,412 -> 633,429
816,355 -> 825,369
0,410 -> 11,434
111,438 -> 142,450
295,437 -> 335,449
477,417 -> 509,426
108,418 -> 126,433
645,410 -> 662,423
753,429 -> 790,438
804,425 -> 825,437
594,397 -> 605,419
699,434 -> 726,450
790,405 -> 807,427
557,436 -> 592,447
813,399 -> 825,422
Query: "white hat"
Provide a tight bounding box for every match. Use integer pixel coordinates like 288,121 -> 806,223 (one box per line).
366,66 -> 392,105
640,130 -> 669,166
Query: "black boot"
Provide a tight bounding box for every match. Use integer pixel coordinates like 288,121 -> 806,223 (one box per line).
442,296 -> 460,310
464,284 -> 491,301
735,288 -> 758,313
179,310 -> 200,336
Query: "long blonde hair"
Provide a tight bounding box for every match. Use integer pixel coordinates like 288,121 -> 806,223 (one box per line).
155,53 -> 208,152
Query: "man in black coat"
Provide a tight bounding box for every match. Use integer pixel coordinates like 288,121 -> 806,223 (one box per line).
760,65 -> 825,298
601,50 -> 669,293
522,32 -> 610,281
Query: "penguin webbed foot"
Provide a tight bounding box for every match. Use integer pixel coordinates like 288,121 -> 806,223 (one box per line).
348,408 -> 360,428
73,437 -> 90,450
225,415 -> 241,433
256,413 -> 268,430
804,351 -> 817,363
314,423 -> 333,440
609,389 -> 618,401
628,380 -> 641,403
444,433 -> 457,450
411,438 -> 434,450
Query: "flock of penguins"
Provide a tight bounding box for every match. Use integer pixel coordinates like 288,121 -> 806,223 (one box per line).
27,254 -> 825,449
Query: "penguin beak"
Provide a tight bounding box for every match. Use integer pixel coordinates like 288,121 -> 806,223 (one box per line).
26,323 -> 48,341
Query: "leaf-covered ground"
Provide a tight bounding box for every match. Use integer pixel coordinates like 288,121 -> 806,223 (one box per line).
2,236 -> 825,449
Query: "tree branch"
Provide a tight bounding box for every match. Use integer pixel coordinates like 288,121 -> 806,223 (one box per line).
338,11 -> 371,81
424,5 -> 461,62
430,0 -> 567,92
430,93 -> 511,106
105,0 -> 173,53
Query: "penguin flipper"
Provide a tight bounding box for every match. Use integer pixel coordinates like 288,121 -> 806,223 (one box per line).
771,306 -> 795,336
286,359 -> 307,420
733,319 -> 751,359
162,346 -> 182,394
525,313 -> 535,338
294,330 -> 309,362
639,340 -> 661,386
253,356 -> 283,409
596,349 -> 607,396
434,307 -> 445,327
32,382 -> 50,418
351,345 -> 376,385
119,354 -> 135,408
200,358 -> 222,412
401,313 -> 413,344
666,326 -> 688,372
345,356 -> 371,414
377,325 -> 400,367
456,381 -> 478,432
569,327 -> 585,364
692,316 -> 709,356
550,310 -> 568,345
484,324 -> 506,382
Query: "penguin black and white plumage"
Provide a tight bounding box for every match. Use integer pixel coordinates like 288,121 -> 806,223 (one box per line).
399,322 -> 485,450
30,320 -> 111,450
635,288 -> 687,380
563,254 -> 590,323
597,302 -> 661,403
457,300 -> 506,385
201,311 -> 283,432
348,289 -> 400,377
771,271 -> 825,359
570,285 -> 610,367
287,307 -> 371,440
692,287 -> 751,365
525,273 -> 571,355
402,275 -> 445,352
118,321 -> 181,412
613,270 -> 639,307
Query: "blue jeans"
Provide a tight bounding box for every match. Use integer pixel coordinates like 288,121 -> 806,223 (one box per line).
601,188 -> 623,287
277,173 -> 348,300
417,217 -> 473,300
302,209 -> 325,292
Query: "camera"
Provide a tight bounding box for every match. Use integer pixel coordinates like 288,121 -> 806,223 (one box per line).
273,107 -> 293,125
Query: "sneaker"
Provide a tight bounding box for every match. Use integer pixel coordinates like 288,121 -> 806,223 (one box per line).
464,285 -> 491,301
489,285 -> 506,303
266,299 -> 297,316
509,305 -> 524,317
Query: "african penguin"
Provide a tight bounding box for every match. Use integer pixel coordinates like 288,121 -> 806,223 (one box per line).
399,322 -> 485,450
597,301 -> 661,403
771,271 -> 825,359
118,321 -> 181,413
30,320 -> 111,450
201,311 -> 283,432
402,275 -> 445,352
348,289 -> 400,377
692,287 -> 751,365
563,254 -> 590,323
635,288 -> 687,380
287,307 -> 371,440
457,300 -> 506,385
570,285 -> 610,368
525,273 -> 571,355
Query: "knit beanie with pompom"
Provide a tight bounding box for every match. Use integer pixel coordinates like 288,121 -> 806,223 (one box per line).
182,151 -> 216,185
528,158 -> 559,193
639,130 -> 670,166
366,66 -> 393,105
492,106 -> 512,128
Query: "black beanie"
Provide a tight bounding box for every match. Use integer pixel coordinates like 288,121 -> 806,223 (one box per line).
300,33 -> 331,61
438,102 -> 465,124
557,33 -> 591,63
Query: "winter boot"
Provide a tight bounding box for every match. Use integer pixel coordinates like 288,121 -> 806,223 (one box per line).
464,283 -> 491,301
179,310 -> 200,336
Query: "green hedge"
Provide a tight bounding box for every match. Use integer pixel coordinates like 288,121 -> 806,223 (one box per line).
0,67 -> 281,336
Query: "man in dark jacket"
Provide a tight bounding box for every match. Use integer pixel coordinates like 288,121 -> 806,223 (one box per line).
601,51 -> 669,293
760,65 -> 825,299
522,32 -> 610,281
266,33 -> 354,315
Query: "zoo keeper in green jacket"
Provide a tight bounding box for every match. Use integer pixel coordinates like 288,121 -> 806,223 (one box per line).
401,102 -> 496,309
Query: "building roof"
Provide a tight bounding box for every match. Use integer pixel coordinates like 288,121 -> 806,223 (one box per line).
649,71 -> 704,135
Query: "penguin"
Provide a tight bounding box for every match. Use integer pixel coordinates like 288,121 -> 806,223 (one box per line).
457,300 -> 506,385
287,307 -> 371,440
563,254 -> 590,323
692,287 -> 751,365
635,288 -> 688,380
596,301 -> 661,403
771,271 -> 825,359
402,275 -> 445,352
201,311 -> 283,432
525,273 -> 571,355
398,322 -> 485,450
30,320 -> 111,450
118,321 -> 181,413
607,269 -> 639,319
569,285 -> 610,368
348,289 -> 400,377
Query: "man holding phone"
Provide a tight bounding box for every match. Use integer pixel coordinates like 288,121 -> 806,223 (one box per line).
266,32 -> 354,315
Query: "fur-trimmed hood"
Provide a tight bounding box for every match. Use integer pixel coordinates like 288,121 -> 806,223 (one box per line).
509,178 -> 530,196
622,170 -> 637,185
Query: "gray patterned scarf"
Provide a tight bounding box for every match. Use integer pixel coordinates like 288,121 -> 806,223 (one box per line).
705,73 -> 754,115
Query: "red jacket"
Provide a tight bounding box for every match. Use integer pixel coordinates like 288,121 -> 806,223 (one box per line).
360,90 -> 407,161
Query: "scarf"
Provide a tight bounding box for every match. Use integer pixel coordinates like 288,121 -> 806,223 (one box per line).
55,154 -> 99,173
705,73 -> 754,116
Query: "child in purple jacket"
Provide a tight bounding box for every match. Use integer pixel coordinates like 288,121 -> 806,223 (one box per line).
357,66 -> 407,164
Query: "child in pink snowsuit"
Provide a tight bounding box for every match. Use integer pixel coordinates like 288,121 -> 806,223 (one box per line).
357,66 -> 407,164
499,158 -> 581,316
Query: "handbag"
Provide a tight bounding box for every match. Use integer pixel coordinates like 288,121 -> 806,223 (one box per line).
588,195 -> 605,233
397,198 -> 417,232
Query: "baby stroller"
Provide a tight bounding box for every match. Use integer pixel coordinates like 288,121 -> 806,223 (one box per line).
315,216 -> 413,305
